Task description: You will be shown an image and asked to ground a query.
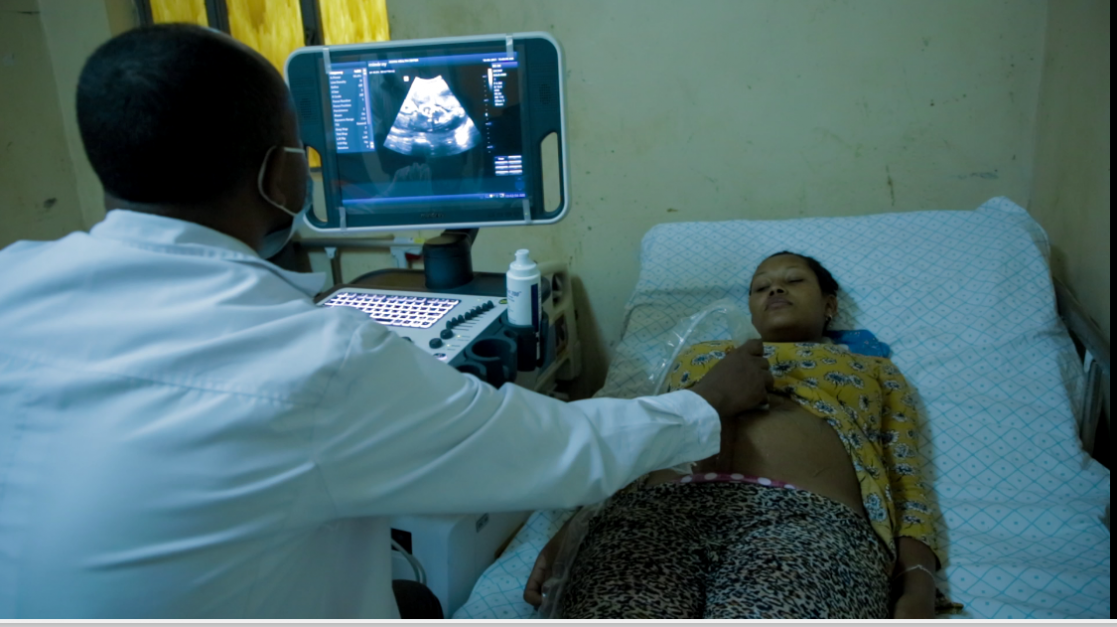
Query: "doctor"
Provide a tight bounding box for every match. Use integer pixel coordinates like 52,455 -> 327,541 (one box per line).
0,25 -> 771,618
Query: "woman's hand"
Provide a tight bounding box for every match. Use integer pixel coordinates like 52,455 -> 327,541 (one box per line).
892,537 -> 938,619
523,519 -> 572,608
892,590 -> 936,619
522,547 -> 552,608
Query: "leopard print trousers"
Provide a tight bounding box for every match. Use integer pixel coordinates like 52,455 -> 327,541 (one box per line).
558,481 -> 891,619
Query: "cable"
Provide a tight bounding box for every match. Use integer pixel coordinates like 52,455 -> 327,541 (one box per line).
391,539 -> 426,586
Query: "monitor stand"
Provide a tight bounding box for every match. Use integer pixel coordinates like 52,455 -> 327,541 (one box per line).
348,228 -> 506,298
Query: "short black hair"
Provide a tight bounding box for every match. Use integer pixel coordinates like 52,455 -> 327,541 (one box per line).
765,251 -> 840,296
77,24 -> 288,204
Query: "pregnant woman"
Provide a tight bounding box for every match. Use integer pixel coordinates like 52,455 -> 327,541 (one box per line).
524,252 -> 944,619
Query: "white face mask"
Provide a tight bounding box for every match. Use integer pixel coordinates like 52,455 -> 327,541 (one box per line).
257,145 -> 313,259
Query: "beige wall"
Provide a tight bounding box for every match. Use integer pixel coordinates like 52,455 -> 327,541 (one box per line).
3,0 -> 1106,393
1030,0 -> 1110,341
0,0 -> 84,248
37,0 -> 137,230
0,0 -> 134,249
385,0 -> 1049,392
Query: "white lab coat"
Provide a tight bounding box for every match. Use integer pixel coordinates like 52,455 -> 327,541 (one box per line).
0,210 -> 720,618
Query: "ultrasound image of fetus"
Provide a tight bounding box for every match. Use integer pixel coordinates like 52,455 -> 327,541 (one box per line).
384,75 -> 481,157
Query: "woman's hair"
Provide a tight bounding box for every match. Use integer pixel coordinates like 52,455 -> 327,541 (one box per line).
764,251 -> 840,296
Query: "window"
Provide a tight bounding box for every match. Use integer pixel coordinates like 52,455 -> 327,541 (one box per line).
138,0 -> 390,167
139,0 -> 390,55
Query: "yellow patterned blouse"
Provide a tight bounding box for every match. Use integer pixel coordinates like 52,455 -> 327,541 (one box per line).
666,340 -> 940,565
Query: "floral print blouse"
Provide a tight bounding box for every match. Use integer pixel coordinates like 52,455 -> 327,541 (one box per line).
666,340 -> 940,566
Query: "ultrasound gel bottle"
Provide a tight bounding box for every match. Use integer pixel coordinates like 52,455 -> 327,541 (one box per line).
506,249 -> 541,362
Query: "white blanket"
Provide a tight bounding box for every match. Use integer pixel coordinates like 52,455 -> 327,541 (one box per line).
456,197 -> 1110,619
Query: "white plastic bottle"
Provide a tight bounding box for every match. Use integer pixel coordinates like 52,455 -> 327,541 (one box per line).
506,249 -> 541,361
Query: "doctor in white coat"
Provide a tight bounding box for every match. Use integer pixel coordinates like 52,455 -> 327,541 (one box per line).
0,24 -> 772,618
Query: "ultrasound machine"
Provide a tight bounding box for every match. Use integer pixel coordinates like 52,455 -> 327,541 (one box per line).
286,33 -> 572,615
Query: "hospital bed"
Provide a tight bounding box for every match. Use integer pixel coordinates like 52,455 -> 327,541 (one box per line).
453,197 -> 1110,619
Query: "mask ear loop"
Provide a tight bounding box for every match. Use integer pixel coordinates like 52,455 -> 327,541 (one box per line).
257,145 -> 301,218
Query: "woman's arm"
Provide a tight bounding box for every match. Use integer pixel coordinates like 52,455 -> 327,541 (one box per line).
878,361 -> 941,618
522,465 -> 690,608
892,537 -> 937,618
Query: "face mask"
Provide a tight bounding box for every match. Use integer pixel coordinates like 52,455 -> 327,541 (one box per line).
257,146 -> 313,259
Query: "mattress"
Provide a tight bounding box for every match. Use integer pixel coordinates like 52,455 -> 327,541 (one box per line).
455,197 -> 1110,619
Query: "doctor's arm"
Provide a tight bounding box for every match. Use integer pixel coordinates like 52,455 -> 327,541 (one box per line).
312,325 -> 770,518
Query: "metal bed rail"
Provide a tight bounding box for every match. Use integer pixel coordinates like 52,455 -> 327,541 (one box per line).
1054,278 -> 1110,530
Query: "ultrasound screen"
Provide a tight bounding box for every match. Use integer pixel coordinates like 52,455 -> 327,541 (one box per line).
326,45 -> 525,222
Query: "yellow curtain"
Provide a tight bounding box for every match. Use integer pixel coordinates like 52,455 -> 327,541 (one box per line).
320,0 -> 390,44
226,0 -> 305,77
153,0 -> 391,168
150,0 -> 208,26
150,0 -> 391,64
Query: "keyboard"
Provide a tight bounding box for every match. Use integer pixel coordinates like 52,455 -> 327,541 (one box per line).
321,292 -> 460,329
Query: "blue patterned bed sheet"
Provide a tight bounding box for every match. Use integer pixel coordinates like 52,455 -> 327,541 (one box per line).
455,198 -> 1110,619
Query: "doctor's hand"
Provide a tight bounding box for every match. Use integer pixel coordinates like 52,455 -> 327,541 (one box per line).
690,339 -> 773,418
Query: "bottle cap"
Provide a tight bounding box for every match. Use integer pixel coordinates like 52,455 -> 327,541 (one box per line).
510,249 -> 536,271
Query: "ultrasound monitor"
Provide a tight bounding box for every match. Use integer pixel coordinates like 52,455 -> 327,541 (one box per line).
286,33 -> 568,234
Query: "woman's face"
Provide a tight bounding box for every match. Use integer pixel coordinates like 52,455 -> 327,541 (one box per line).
748,254 -> 837,343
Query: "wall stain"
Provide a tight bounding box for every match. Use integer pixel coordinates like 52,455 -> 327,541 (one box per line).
815,127 -> 859,156
666,208 -> 679,213
886,166 -> 896,207
690,168 -> 719,192
799,151 -> 818,173
957,171 -> 999,180
42,198 -> 57,209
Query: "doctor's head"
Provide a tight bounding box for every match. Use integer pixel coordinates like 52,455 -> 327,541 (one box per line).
77,24 -> 308,254
748,252 -> 839,343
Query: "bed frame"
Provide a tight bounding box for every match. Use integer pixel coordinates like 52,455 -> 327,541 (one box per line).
1054,279 -> 1110,530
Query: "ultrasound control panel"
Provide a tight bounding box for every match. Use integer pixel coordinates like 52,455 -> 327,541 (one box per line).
320,287 -> 507,363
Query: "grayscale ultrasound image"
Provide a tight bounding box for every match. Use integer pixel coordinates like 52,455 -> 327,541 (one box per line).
383,76 -> 481,157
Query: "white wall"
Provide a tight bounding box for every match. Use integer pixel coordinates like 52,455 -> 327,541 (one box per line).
385,0 -> 1048,393
0,0 -> 84,248
1030,0 -> 1110,342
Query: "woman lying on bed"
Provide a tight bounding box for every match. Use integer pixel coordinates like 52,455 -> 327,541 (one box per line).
523,252 -> 943,619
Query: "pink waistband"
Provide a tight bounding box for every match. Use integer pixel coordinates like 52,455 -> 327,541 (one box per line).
672,472 -> 799,490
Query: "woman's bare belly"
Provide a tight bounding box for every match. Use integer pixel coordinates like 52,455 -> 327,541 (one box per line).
646,393 -> 866,517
